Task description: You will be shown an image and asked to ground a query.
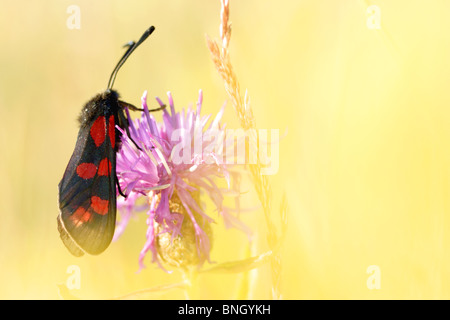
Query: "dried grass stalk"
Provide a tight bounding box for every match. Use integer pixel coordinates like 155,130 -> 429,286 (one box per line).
206,0 -> 288,299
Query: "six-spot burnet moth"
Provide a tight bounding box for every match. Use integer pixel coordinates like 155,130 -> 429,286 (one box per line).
57,26 -> 163,257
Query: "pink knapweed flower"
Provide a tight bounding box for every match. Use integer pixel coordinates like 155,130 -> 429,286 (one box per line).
115,90 -> 247,270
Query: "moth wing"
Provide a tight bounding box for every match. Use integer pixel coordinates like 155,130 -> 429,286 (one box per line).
58,114 -> 117,256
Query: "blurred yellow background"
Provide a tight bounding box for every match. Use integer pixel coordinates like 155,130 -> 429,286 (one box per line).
1,0 -> 450,299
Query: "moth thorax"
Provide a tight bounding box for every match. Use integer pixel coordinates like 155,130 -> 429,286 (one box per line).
154,190 -> 213,270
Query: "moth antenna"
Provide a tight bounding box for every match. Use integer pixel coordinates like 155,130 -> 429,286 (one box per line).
107,26 -> 155,90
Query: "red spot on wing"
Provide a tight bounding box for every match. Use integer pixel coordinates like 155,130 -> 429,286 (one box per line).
98,158 -> 111,176
108,115 -> 115,148
76,163 -> 97,179
91,196 -> 109,215
90,116 -> 106,147
70,207 -> 92,227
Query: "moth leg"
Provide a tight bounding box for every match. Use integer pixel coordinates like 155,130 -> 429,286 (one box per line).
116,177 -> 127,199
117,179 -> 127,198
117,108 -> 143,151
119,100 -> 166,112
148,104 -> 166,112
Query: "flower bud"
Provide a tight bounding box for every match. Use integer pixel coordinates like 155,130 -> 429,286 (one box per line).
154,191 -> 213,269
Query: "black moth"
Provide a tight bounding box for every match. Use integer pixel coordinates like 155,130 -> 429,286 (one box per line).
58,26 -> 163,257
